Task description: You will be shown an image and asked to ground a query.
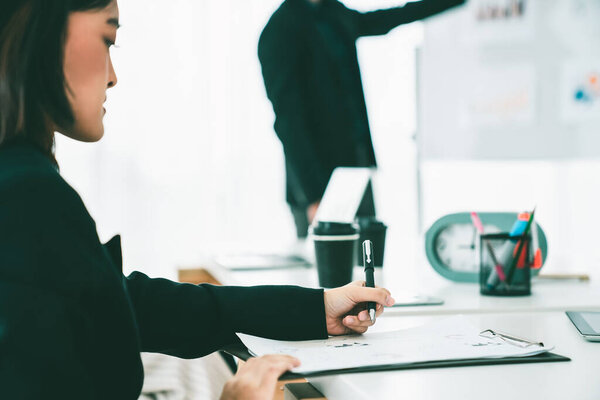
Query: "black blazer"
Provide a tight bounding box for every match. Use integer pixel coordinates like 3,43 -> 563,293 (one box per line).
0,143 -> 327,399
258,0 -> 464,207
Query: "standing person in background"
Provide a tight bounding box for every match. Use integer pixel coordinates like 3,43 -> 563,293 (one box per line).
259,0 -> 465,238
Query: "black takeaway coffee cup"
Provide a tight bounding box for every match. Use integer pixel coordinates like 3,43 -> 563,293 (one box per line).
355,217 -> 387,267
311,221 -> 359,288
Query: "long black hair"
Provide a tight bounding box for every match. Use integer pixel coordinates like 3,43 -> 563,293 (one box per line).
0,0 -> 113,161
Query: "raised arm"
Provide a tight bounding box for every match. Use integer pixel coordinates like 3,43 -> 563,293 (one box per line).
344,0 -> 466,38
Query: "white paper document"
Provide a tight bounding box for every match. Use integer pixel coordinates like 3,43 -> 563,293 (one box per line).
237,316 -> 553,375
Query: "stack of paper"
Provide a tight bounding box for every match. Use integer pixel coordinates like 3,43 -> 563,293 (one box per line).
237,316 -> 554,375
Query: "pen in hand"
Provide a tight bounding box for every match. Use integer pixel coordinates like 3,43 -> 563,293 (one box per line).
362,240 -> 376,322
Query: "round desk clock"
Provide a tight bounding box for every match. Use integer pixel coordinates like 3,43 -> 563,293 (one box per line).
424,212 -> 548,283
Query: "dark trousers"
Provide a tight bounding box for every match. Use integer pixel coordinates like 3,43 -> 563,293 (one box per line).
291,182 -> 376,238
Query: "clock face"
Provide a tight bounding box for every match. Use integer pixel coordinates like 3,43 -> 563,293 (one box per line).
425,212 -> 547,282
434,223 -> 501,272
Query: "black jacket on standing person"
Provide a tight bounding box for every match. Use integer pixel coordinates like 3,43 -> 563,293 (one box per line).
258,0 -> 465,208
0,142 -> 328,399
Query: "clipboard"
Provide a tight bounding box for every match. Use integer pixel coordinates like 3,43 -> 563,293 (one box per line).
223,341 -> 570,379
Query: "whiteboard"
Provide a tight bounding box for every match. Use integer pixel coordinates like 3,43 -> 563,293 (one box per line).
417,0 -> 600,160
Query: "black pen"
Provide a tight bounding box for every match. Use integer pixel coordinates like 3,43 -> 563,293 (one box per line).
362,240 -> 376,322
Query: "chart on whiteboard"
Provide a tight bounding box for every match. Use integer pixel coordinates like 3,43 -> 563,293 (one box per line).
419,0 -> 600,159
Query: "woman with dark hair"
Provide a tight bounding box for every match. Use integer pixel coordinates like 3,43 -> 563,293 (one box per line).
0,1 -> 394,399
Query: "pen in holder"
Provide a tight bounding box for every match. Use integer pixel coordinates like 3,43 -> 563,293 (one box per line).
479,232 -> 532,296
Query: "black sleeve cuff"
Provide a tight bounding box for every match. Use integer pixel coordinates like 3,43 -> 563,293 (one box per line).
209,285 -> 328,341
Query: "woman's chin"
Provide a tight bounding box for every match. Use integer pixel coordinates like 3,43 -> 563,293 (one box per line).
58,124 -> 105,143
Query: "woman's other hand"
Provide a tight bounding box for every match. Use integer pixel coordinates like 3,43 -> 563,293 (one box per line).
220,354 -> 300,400
324,281 -> 395,335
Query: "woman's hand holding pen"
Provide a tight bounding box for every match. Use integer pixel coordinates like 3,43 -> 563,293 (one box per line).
324,281 -> 395,335
221,282 -> 393,399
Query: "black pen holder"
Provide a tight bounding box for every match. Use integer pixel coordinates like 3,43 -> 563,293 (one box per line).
479,233 -> 531,296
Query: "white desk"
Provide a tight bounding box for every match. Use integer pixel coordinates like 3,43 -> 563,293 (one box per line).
210,263 -> 600,315
309,312 -> 600,400
205,260 -> 600,399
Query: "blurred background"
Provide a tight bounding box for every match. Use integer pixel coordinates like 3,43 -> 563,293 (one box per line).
55,0 -> 600,282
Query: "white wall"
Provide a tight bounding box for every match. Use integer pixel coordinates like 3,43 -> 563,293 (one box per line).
56,0 -> 600,282
57,0 -> 292,278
